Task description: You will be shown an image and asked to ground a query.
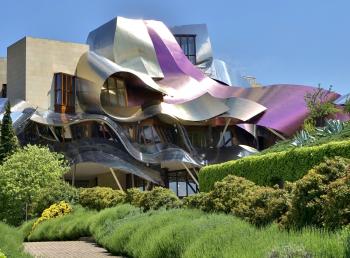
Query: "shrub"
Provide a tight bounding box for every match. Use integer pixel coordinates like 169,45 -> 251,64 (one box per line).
203,175 -> 288,226
199,139 -> 350,192
139,187 -> 181,211
79,187 -> 126,210
322,175 -> 350,229
29,182 -> 78,217
0,222 -> 32,258
28,206 -> 96,241
281,157 -> 350,229
125,188 -> 144,207
31,201 -> 73,233
0,145 -> 69,225
182,192 -> 211,211
26,207 -> 348,257
344,97 -> 350,114
304,85 -> 339,127
0,250 -> 5,258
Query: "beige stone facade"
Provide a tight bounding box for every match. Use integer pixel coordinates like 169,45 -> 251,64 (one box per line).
7,37 -> 88,109
0,58 -> 6,89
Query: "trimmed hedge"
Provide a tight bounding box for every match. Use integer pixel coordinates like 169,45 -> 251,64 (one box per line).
199,140 -> 350,192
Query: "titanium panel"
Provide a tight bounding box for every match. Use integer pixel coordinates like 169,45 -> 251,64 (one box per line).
222,97 -> 266,122
334,93 -> 350,105
87,17 -> 163,78
30,110 -> 202,169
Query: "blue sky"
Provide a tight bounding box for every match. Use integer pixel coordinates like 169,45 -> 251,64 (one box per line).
0,0 -> 349,94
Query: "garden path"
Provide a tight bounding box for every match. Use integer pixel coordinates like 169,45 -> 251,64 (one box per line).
24,240 -> 123,258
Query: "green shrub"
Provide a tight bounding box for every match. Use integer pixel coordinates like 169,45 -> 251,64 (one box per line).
194,175 -> 288,226
322,175 -> 350,229
0,222 -> 32,258
26,207 -> 348,257
125,188 -> 144,207
139,187 -> 181,211
29,182 -> 78,217
182,192 -> 211,211
199,139 -> 350,192
0,250 -> 5,258
28,206 -> 96,241
281,157 -> 350,229
0,145 -> 68,225
78,187 -> 126,210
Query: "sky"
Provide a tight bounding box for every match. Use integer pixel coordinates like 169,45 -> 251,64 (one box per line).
0,0 -> 349,94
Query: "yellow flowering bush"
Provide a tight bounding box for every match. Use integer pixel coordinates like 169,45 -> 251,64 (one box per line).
31,201 -> 73,232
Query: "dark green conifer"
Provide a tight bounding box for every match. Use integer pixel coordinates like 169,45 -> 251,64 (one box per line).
0,102 -> 19,162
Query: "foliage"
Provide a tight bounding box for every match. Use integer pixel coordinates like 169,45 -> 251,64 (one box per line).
280,157 -> 350,229
27,207 -> 348,258
0,250 -> 5,258
268,245 -> 312,258
0,222 -> 32,258
290,130 -> 315,147
182,192 -> 211,211
0,145 -> 69,225
0,102 -> 19,163
345,97 -> 350,114
199,139 -> 350,192
125,188 -> 144,207
31,201 -> 73,233
27,205 -> 96,241
304,85 -> 339,127
78,187 -> 126,210
29,182 -> 78,217
316,119 -> 345,136
189,175 -> 288,226
139,187 -> 181,211
260,120 -> 350,155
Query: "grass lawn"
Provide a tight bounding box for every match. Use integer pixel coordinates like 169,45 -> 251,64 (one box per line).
26,205 -> 349,258
0,222 -> 32,258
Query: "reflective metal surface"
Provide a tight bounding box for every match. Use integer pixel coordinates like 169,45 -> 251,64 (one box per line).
334,93 -> 350,105
87,17 -> 163,78
30,110 -> 202,169
52,138 -> 163,184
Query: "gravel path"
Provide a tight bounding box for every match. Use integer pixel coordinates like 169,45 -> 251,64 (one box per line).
24,241 -> 123,258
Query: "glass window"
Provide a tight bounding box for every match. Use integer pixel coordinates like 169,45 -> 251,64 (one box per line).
54,73 -> 75,113
174,35 -> 196,64
101,77 -> 127,107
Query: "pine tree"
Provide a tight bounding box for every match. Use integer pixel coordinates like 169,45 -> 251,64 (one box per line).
0,102 -> 19,162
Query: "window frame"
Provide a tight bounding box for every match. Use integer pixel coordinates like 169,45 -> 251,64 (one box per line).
174,34 -> 197,65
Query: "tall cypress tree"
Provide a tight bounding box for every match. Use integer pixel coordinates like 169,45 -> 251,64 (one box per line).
0,102 -> 19,162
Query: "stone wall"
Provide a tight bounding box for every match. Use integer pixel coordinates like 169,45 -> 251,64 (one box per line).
7,37 -> 89,109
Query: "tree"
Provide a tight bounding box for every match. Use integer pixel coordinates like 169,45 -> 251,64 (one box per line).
345,97 -> 350,114
0,102 -> 19,162
0,145 -> 69,225
304,85 -> 339,128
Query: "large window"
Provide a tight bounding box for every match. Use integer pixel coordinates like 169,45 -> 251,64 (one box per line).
101,77 -> 128,107
54,73 -> 76,114
174,35 -> 196,64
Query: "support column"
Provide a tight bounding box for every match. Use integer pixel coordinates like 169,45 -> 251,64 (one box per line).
109,168 -> 124,192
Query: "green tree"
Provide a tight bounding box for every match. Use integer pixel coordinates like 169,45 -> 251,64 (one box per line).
344,97 -> 350,114
0,102 -> 19,162
304,85 -> 339,128
0,145 -> 69,225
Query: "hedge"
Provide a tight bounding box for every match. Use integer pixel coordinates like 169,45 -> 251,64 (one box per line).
199,140 -> 350,192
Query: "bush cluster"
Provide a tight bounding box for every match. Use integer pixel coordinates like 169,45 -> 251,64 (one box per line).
0,145 -> 69,225
194,156 -> 350,229
79,187 -> 126,210
78,186 -> 181,212
281,156 -> 350,229
199,139 -> 350,192
185,175 -> 288,226
31,201 -> 73,233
